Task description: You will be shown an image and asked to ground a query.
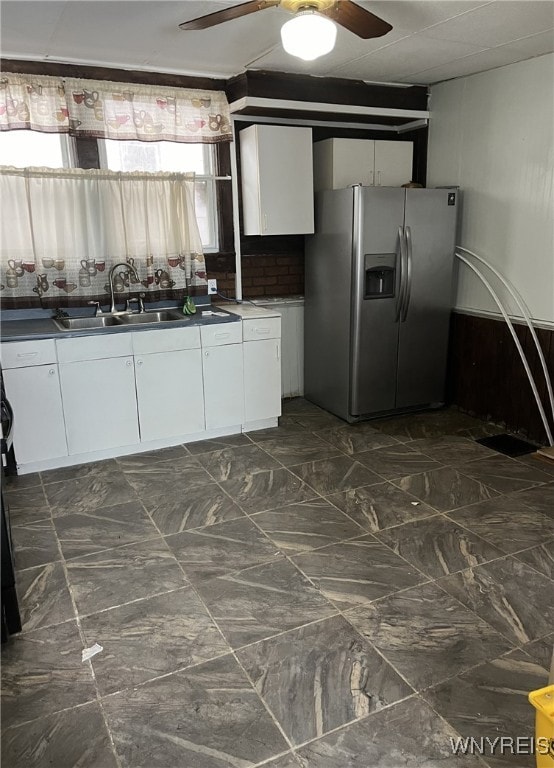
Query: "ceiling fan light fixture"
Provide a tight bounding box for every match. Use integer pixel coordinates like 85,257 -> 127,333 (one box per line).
280,10 -> 337,61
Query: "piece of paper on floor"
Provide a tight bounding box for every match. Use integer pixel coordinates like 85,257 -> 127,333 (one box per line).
82,643 -> 103,662
410,501 -> 420,506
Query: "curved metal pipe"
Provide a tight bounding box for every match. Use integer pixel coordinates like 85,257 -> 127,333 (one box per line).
455,252 -> 553,446
456,245 -> 554,426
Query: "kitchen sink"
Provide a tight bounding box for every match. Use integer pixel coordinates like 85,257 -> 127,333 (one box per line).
54,308 -> 190,331
116,309 -> 186,324
54,316 -> 123,331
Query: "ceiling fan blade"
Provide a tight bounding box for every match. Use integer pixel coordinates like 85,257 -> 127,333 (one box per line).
321,0 -> 392,39
179,1 -> 280,31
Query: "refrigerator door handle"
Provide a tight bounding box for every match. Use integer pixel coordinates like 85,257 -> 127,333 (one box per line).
402,225 -> 413,322
395,226 -> 406,322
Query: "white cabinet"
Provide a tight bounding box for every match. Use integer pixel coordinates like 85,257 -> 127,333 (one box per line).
59,356 -> 139,454
132,326 -> 205,442
3,363 -> 68,465
242,317 -> 282,428
374,140 -> 414,187
202,345 -> 244,430
135,349 -> 205,442
1,312 -> 282,471
243,339 -> 281,426
313,138 -> 413,191
201,323 -> 244,431
240,124 -> 314,236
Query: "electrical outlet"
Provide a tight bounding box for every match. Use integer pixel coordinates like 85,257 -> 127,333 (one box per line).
207,279 -> 217,295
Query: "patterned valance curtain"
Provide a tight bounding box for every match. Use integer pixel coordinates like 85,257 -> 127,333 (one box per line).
0,73 -> 232,143
0,166 -> 207,305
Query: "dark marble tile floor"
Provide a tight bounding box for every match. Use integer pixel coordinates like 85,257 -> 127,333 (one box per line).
3,399 -> 552,768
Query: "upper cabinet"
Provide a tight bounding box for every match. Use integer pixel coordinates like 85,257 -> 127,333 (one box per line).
240,124 -> 314,236
313,138 -> 413,192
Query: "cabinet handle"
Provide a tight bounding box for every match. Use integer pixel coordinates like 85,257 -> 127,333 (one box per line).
127,360 -> 135,367
263,213 -> 268,233
214,332 -> 230,339
48,369 -> 56,376
205,350 -> 209,357
255,327 -> 270,335
369,170 -> 374,186
17,352 -> 38,359
276,343 -> 280,360
377,170 -> 381,186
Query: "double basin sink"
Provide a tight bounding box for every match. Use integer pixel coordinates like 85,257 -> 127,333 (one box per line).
54,309 -> 188,331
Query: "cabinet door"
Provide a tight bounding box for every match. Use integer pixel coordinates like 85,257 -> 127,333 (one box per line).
313,139 -> 374,191
243,339 -> 281,423
135,349 -> 205,442
202,344 -> 244,430
374,140 -> 413,187
59,357 -> 139,454
333,139 -> 375,188
242,124 -> 314,235
4,365 -> 68,465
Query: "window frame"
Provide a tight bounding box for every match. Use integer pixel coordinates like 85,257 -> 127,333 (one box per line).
0,129 -> 229,257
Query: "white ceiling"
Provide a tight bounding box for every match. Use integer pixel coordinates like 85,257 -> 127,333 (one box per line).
1,0 -> 553,85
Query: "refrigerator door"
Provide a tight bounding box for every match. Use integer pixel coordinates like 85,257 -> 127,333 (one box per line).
351,186 -> 405,416
396,188 -> 458,409
304,188 -> 356,420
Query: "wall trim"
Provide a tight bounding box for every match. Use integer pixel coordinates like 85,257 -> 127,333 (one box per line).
454,307 -> 554,332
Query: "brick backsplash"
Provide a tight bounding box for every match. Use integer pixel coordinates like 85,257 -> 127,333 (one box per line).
205,251 -> 305,299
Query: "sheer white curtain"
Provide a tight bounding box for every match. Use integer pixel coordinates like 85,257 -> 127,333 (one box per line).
0,167 -> 206,302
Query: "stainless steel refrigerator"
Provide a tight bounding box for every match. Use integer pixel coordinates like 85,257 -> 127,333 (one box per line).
304,185 -> 459,422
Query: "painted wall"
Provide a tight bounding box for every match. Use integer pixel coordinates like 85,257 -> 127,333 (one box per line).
428,54 -> 554,325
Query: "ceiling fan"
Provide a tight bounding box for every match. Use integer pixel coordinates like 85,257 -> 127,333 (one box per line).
179,1 -> 393,61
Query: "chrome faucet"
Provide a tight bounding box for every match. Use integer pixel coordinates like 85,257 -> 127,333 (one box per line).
108,262 -> 140,314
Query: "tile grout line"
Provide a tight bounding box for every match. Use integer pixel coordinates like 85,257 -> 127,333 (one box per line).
7,412 -> 551,761
50,511 -> 124,768
127,481 -> 298,754
195,447 -> 431,724
418,694 -> 492,768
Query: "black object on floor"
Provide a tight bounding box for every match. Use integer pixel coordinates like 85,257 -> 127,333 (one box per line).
476,433 -> 537,457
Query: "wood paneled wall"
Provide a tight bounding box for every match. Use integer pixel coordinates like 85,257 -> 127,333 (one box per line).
447,312 -> 554,445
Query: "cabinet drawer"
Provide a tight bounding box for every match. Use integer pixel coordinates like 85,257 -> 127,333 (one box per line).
242,317 -> 281,342
1,339 -> 57,369
56,333 -> 133,363
200,323 -> 242,347
132,326 -> 200,355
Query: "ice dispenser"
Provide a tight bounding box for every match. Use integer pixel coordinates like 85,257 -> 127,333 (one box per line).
364,254 -> 396,299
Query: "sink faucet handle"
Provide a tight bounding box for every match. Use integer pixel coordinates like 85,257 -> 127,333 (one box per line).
138,292 -> 146,313
87,301 -> 103,316
125,297 -> 140,312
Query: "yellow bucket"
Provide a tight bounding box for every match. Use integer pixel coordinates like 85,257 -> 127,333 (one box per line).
529,685 -> 554,768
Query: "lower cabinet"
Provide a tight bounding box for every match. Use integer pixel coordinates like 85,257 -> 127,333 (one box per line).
1,315 -> 282,471
59,356 -> 140,454
135,349 -> 205,441
3,364 -> 68,464
202,343 -> 244,430
243,338 -> 281,424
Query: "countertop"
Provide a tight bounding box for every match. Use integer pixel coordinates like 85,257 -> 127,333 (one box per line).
1,307 -> 240,343
214,302 -> 282,319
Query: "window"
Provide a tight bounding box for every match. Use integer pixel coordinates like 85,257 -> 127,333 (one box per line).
0,132 -> 220,253
98,139 -> 219,252
0,131 -> 75,168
